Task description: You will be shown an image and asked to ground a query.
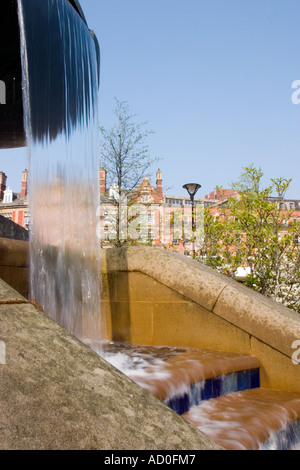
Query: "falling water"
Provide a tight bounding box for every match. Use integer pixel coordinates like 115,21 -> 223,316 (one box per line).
103,342 -> 300,450
17,0 -> 101,352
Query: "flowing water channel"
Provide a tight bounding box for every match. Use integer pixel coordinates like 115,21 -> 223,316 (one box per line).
18,0 -> 101,352
103,341 -> 300,451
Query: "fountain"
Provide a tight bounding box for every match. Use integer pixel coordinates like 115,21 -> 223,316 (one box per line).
16,0 -> 101,352
1,0 -> 300,451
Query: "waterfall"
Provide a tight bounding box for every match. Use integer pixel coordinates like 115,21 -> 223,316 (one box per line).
103,341 -> 300,450
17,0 -> 101,353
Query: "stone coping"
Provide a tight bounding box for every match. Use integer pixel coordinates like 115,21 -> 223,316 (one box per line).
101,247 -> 300,359
1,237 -> 299,362
0,278 -> 28,304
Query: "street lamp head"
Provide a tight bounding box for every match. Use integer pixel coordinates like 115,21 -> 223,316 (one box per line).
183,183 -> 201,199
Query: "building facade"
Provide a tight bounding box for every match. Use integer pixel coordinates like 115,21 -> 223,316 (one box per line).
99,168 -> 217,253
2,168 -> 300,258
0,169 -> 29,229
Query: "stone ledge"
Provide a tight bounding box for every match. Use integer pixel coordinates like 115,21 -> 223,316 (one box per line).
213,283 -> 300,358
102,247 -> 300,360
0,278 -> 28,304
102,247 -> 229,311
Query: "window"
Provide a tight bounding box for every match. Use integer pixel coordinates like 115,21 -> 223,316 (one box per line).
147,228 -> 154,240
3,188 -> 13,203
147,211 -> 153,223
24,212 -> 30,227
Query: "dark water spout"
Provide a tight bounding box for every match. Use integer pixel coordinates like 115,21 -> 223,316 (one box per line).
0,0 -> 25,148
0,0 -> 100,149
17,0 -> 101,352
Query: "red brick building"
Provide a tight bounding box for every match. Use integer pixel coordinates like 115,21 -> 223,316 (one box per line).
0,169 -> 29,229
2,168 -> 300,257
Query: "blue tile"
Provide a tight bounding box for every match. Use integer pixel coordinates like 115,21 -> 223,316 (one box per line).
190,382 -> 203,407
275,422 -> 299,450
237,370 -> 251,391
261,421 -> 300,450
250,368 -> 260,388
297,419 -> 300,436
224,372 -> 238,394
212,376 -> 225,398
166,392 -> 190,415
166,368 -> 261,415
201,379 -> 213,400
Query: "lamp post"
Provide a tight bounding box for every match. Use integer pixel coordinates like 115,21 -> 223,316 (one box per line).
183,183 -> 201,257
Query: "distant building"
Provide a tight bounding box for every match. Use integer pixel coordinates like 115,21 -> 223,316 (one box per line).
2,167 -> 300,257
205,188 -> 236,201
99,168 -> 216,253
0,169 -> 29,229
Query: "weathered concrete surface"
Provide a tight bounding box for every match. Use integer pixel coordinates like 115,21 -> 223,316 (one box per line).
0,279 -> 222,450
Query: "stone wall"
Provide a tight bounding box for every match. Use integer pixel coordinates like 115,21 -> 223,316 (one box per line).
1,237 -> 300,393
101,247 -> 300,393
0,236 -> 29,298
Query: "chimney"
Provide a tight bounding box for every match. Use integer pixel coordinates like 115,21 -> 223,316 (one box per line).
156,169 -> 163,199
21,169 -> 28,198
99,167 -> 106,195
0,171 -> 7,200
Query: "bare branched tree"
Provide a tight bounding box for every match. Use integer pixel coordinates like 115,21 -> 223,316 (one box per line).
100,98 -> 159,246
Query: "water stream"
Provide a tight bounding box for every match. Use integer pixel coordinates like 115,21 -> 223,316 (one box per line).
103,341 -> 300,451
18,0 -> 101,352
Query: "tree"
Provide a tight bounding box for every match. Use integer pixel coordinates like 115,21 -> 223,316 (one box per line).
199,165 -> 300,313
100,99 -> 158,246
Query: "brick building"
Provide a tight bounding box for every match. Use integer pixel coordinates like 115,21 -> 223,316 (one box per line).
2,168 -> 300,257
0,169 -> 29,229
99,168 -> 217,252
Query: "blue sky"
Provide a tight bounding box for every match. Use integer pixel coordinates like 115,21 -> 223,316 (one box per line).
1,0 -> 299,199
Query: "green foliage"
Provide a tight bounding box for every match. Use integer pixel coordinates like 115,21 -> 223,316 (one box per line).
198,165 -> 300,313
